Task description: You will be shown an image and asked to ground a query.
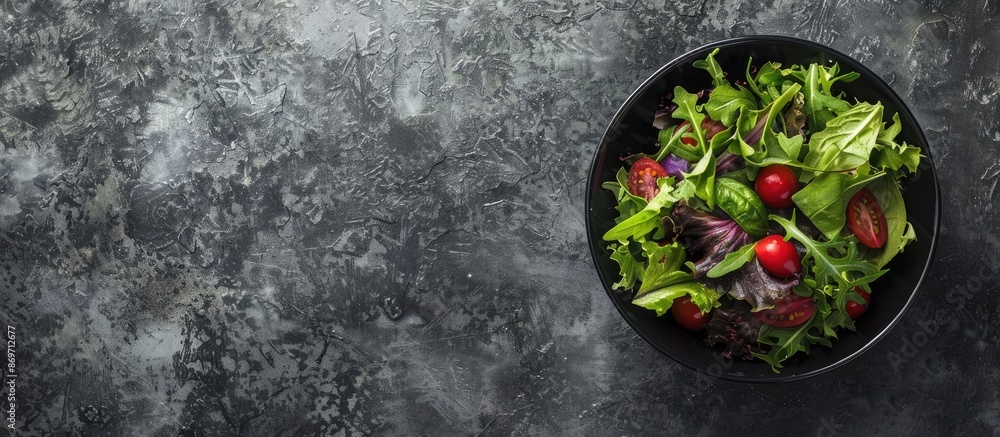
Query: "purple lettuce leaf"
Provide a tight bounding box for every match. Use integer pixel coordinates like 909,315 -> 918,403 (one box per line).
671,201 -> 753,277
705,258 -> 800,311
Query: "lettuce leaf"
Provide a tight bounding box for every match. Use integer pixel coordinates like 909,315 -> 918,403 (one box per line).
708,258 -> 799,311
791,169 -> 884,241
632,281 -> 720,316
802,102 -> 883,172
609,243 -> 644,290
603,176 -> 679,242
636,242 -> 692,297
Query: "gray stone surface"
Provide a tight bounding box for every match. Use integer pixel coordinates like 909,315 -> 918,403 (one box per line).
0,0 -> 996,435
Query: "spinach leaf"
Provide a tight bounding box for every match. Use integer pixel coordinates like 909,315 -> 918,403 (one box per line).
791,169 -> 884,241
802,102 -> 883,172
706,242 -> 757,278
715,178 -> 769,236
632,281 -> 720,316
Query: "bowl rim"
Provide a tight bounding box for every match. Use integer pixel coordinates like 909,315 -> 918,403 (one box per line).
585,35 -> 941,382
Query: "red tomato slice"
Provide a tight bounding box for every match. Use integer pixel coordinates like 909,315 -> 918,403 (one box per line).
627,157 -> 668,201
755,294 -> 815,328
846,189 -> 888,249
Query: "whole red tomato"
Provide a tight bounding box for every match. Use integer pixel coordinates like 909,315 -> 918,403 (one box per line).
755,164 -> 799,209
754,235 -> 801,278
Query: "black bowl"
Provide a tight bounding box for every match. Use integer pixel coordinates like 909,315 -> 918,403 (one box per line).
586,36 -> 940,382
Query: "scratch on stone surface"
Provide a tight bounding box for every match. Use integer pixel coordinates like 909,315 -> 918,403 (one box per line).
474,416 -> 497,437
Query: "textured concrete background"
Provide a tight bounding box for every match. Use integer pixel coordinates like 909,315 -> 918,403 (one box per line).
0,0 -> 996,435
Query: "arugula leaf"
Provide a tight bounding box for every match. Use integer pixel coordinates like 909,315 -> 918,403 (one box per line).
755,314 -> 832,372
861,176 -> 915,268
747,61 -> 786,105
771,214 -> 885,293
609,243 -> 644,290
706,242 -> 757,278
655,122 -> 698,162
798,63 -> 859,132
632,282 -> 720,316
749,132 -> 805,170
732,83 -> 803,167
684,147 -> 717,208
636,242 -> 693,296
791,169 -> 884,240
671,87 -> 708,152
693,48 -> 728,88
705,85 -> 758,127
802,102 -> 884,172
603,168 -> 647,223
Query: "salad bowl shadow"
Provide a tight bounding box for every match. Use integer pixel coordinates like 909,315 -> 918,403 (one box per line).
586,36 -> 940,382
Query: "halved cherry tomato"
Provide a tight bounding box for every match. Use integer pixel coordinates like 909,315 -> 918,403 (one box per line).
755,164 -> 799,209
846,189 -> 887,249
672,296 -> 710,331
845,287 -> 871,318
754,235 -> 801,278
755,294 -> 816,328
673,117 -> 725,146
627,157 -> 668,201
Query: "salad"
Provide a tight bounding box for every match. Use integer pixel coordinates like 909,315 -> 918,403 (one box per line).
601,49 -> 921,372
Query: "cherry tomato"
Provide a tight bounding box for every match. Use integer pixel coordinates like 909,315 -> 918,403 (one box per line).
755,294 -> 816,328
846,189 -> 888,249
673,117 -> 725,146
754,235 -> 801,278
671,296 -> 710,331
845,287 -> 871,318
627,157 -> 668,201
754,164 -> 799,209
